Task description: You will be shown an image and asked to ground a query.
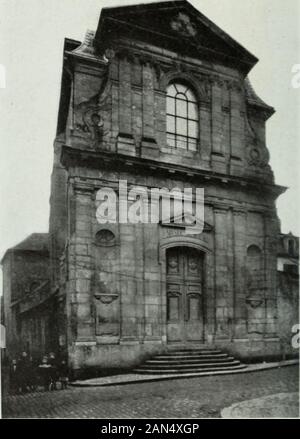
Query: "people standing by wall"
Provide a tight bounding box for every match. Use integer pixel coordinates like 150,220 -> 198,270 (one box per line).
7,351 -> 68,393
18,351 -> 31,393
48,352 -> 58,390
9,359 -> 21,394
38,356 -> 52,391
58,359 -> 69,390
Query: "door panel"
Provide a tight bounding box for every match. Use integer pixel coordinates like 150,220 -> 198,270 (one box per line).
166,247 -> 204,343
167,249 -> 181,275
166,291 -> 183,342
185,291 -> 203,342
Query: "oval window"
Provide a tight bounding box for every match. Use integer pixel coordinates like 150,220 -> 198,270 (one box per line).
95,229 -> 115,246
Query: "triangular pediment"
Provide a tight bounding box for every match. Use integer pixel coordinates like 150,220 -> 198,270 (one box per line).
95,0 -> 257,74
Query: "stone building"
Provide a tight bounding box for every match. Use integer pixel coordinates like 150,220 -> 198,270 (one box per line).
2,1 -> 297,375
277,232 -> 299,275
277,233 -> 299,357
1,233 -> 57,359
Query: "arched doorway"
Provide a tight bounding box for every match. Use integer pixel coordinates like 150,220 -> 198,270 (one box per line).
166,247 -> 204,343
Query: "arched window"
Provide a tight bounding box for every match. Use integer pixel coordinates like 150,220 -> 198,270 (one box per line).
166,82 -> 198,151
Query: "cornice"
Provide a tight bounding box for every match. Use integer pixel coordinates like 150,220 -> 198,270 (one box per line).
61,145 -> 287,199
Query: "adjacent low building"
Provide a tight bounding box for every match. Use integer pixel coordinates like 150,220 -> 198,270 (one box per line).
277,233 -> 299,357
1,233 -> 56,359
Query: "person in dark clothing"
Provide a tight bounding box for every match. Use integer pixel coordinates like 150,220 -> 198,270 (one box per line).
18,351 -> 31,393
48,352 -> 58,390
58,360 -> 69,390
38,356 -> 52,391
9,359 -> 21,394
27,356 -> 37,391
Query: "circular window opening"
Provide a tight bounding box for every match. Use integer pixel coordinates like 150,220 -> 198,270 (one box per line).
95,229 -> 115,246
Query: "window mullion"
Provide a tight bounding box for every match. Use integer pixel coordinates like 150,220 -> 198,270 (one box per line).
186,99 -> 189,150
175,97 -> 177,148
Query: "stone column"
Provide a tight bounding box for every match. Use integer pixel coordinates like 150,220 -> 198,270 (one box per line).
119,222 -> 139,344
211,80 -> 226,173
142,62 -> 155,139
132,87 -> 143,140
117,57 -> 135,155
204,249 -> 215,343
133,222 -> 145,342
154,90 -> 166,153
199,101 -> 211,167
119,57 -> 132,135
143,221 -> 162,343
111,81 -> 119,145
67,180 -> 95,344
213,207 -> 230,339
227,208 -> 235,340
141,63 -> 158,158
264,213 -> 279,338
230,83 -> 245,174
233,210 -> 248,339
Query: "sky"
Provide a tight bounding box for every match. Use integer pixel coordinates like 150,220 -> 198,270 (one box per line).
0,0 -> 299,290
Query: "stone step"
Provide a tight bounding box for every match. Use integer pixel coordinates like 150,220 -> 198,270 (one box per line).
134,347 -> 244,376
167,349 -> 222,355
154,353 -> 228,361
146,356 -> 235,365
139,360 -> 241,370
134,364 -> 247,375
164,351 -> 223,356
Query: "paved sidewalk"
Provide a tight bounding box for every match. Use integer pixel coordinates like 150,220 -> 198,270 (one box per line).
71,359 -> 299,387
2,366 -> 298,418
221,392 -> 299,418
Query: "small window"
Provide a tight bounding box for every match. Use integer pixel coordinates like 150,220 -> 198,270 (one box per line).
288,239 -> 295,255
166,83 -> 198,151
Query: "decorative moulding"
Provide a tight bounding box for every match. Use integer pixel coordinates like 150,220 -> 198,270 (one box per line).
170,13 -> 197,38
116,132 -> 136,156
141,136 -> 159,159
246,297 -> 265,309
94,293 -> 119,305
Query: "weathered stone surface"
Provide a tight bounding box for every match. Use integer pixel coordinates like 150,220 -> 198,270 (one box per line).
1,234 -> 55,359
2,2 -> 296,376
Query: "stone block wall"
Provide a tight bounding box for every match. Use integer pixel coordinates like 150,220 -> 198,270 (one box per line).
65,38 -> 273,184
50,18 -> 284,373
59,164 -> 281,373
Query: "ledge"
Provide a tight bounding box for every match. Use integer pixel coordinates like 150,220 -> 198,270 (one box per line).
61,145 -> 287,198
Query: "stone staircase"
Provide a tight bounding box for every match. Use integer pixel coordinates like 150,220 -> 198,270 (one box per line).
134,347 -> 246,375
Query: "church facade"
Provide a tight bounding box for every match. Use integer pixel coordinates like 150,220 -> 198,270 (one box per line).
3,1 -> 291,376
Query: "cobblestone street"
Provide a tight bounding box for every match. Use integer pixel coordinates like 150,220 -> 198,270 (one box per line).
2,366 -> 299,418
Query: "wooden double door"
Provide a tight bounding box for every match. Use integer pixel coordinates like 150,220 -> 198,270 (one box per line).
166,247 -> 204,343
